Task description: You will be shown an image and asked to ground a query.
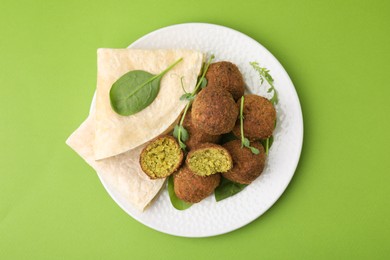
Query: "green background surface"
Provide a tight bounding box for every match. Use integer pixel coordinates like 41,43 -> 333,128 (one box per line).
1,0 -> 389,259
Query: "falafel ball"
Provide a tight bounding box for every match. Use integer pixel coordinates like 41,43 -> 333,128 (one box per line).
140,135 -> 184,179
174,165 -> 221,203
192,87 -> 238,135
206,61 -> 245,101
222,140 -> 265,184
182,110 -> 221,150
233,94 -> 276,140
186,143 -> 232,176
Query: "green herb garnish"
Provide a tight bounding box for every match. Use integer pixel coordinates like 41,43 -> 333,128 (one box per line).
249,61 -> 279,105
214,177 -> 247,202
172,125 -> 189,150
173,55 -> 215,150
239,96 -> 260,155
167,175 -> 192,210
110,58 -> 183,116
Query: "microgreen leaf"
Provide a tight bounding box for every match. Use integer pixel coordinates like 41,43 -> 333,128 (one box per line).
179,142 -> 187,150
214,177 -> 247,202
249,61 -> 279,105
110,58 -> 183,116
243,137 -> 250,147
172,125 -> 180,139
180,126 -> 189,142
168,175 -> 192,210
173,125 -> 188,150
250,147 -> 260,155
179,93 -> 194,101
200,77 -> 208,89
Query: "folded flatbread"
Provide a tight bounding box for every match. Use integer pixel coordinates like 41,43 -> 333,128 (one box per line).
66,49 -> 204,211
66,112 -> 166,211
95,49 -> 204,160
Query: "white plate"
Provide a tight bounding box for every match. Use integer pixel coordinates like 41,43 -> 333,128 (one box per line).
96,23 -> 303,237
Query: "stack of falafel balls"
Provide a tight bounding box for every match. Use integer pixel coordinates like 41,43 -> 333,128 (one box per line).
140,61 -> 276,204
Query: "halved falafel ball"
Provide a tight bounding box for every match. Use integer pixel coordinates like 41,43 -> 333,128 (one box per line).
192,87 -> 238,135
174,166 -> 221,203
233,94 -> 276,140
222,140 -> 265,184
182,110 -> 221,150
140,135 -> 184,179
186,143 -> 232,176
206,61 -> 245,101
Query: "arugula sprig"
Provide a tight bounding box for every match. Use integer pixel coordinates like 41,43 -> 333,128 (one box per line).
173,55 -> 215,150
240,96 -> 260,155
249,61 -> 279,105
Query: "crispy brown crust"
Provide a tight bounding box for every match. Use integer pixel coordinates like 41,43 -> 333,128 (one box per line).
185,143 -> 233,176
205,61 -> 245,101
222,140 -> 265,184
173,165 -> 221,203
191,87 -> 238,135
139,135 -> 184,179
233,94 -> 276,140
182,110 -> 221,150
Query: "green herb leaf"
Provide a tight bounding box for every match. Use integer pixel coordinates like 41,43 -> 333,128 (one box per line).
180,126 -> 189,142
168,175 -> 192,210
179,93 -> 194,101
172,125 -> 180,139
215,177 -> 247,202
179,142 -> 187,150
110,58 -> 183,116
200,77 -> 208,89
250,147 -> 260,154
249,61 -> 279,105
270,93 -> 279,105
243,137 -> 250,147
173,125 -> 188,150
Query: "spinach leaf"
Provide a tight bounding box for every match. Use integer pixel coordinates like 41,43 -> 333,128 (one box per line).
110,58 -> 183,116
167,175 -> 192,210
214,177 -> 247,202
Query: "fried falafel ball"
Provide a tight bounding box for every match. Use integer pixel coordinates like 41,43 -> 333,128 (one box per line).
205,61 -> 245,101
140,135 -> 184,179
186,143 -> 232,176
174,165 -> 221,203
233,94 -> 276,140
182,110 -> 221,150
222,140 -> 265,184
192,87 -> 238,135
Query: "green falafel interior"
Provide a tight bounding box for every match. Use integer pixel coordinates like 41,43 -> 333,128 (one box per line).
187,145 -> 232,176
140,136 -> 183,179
